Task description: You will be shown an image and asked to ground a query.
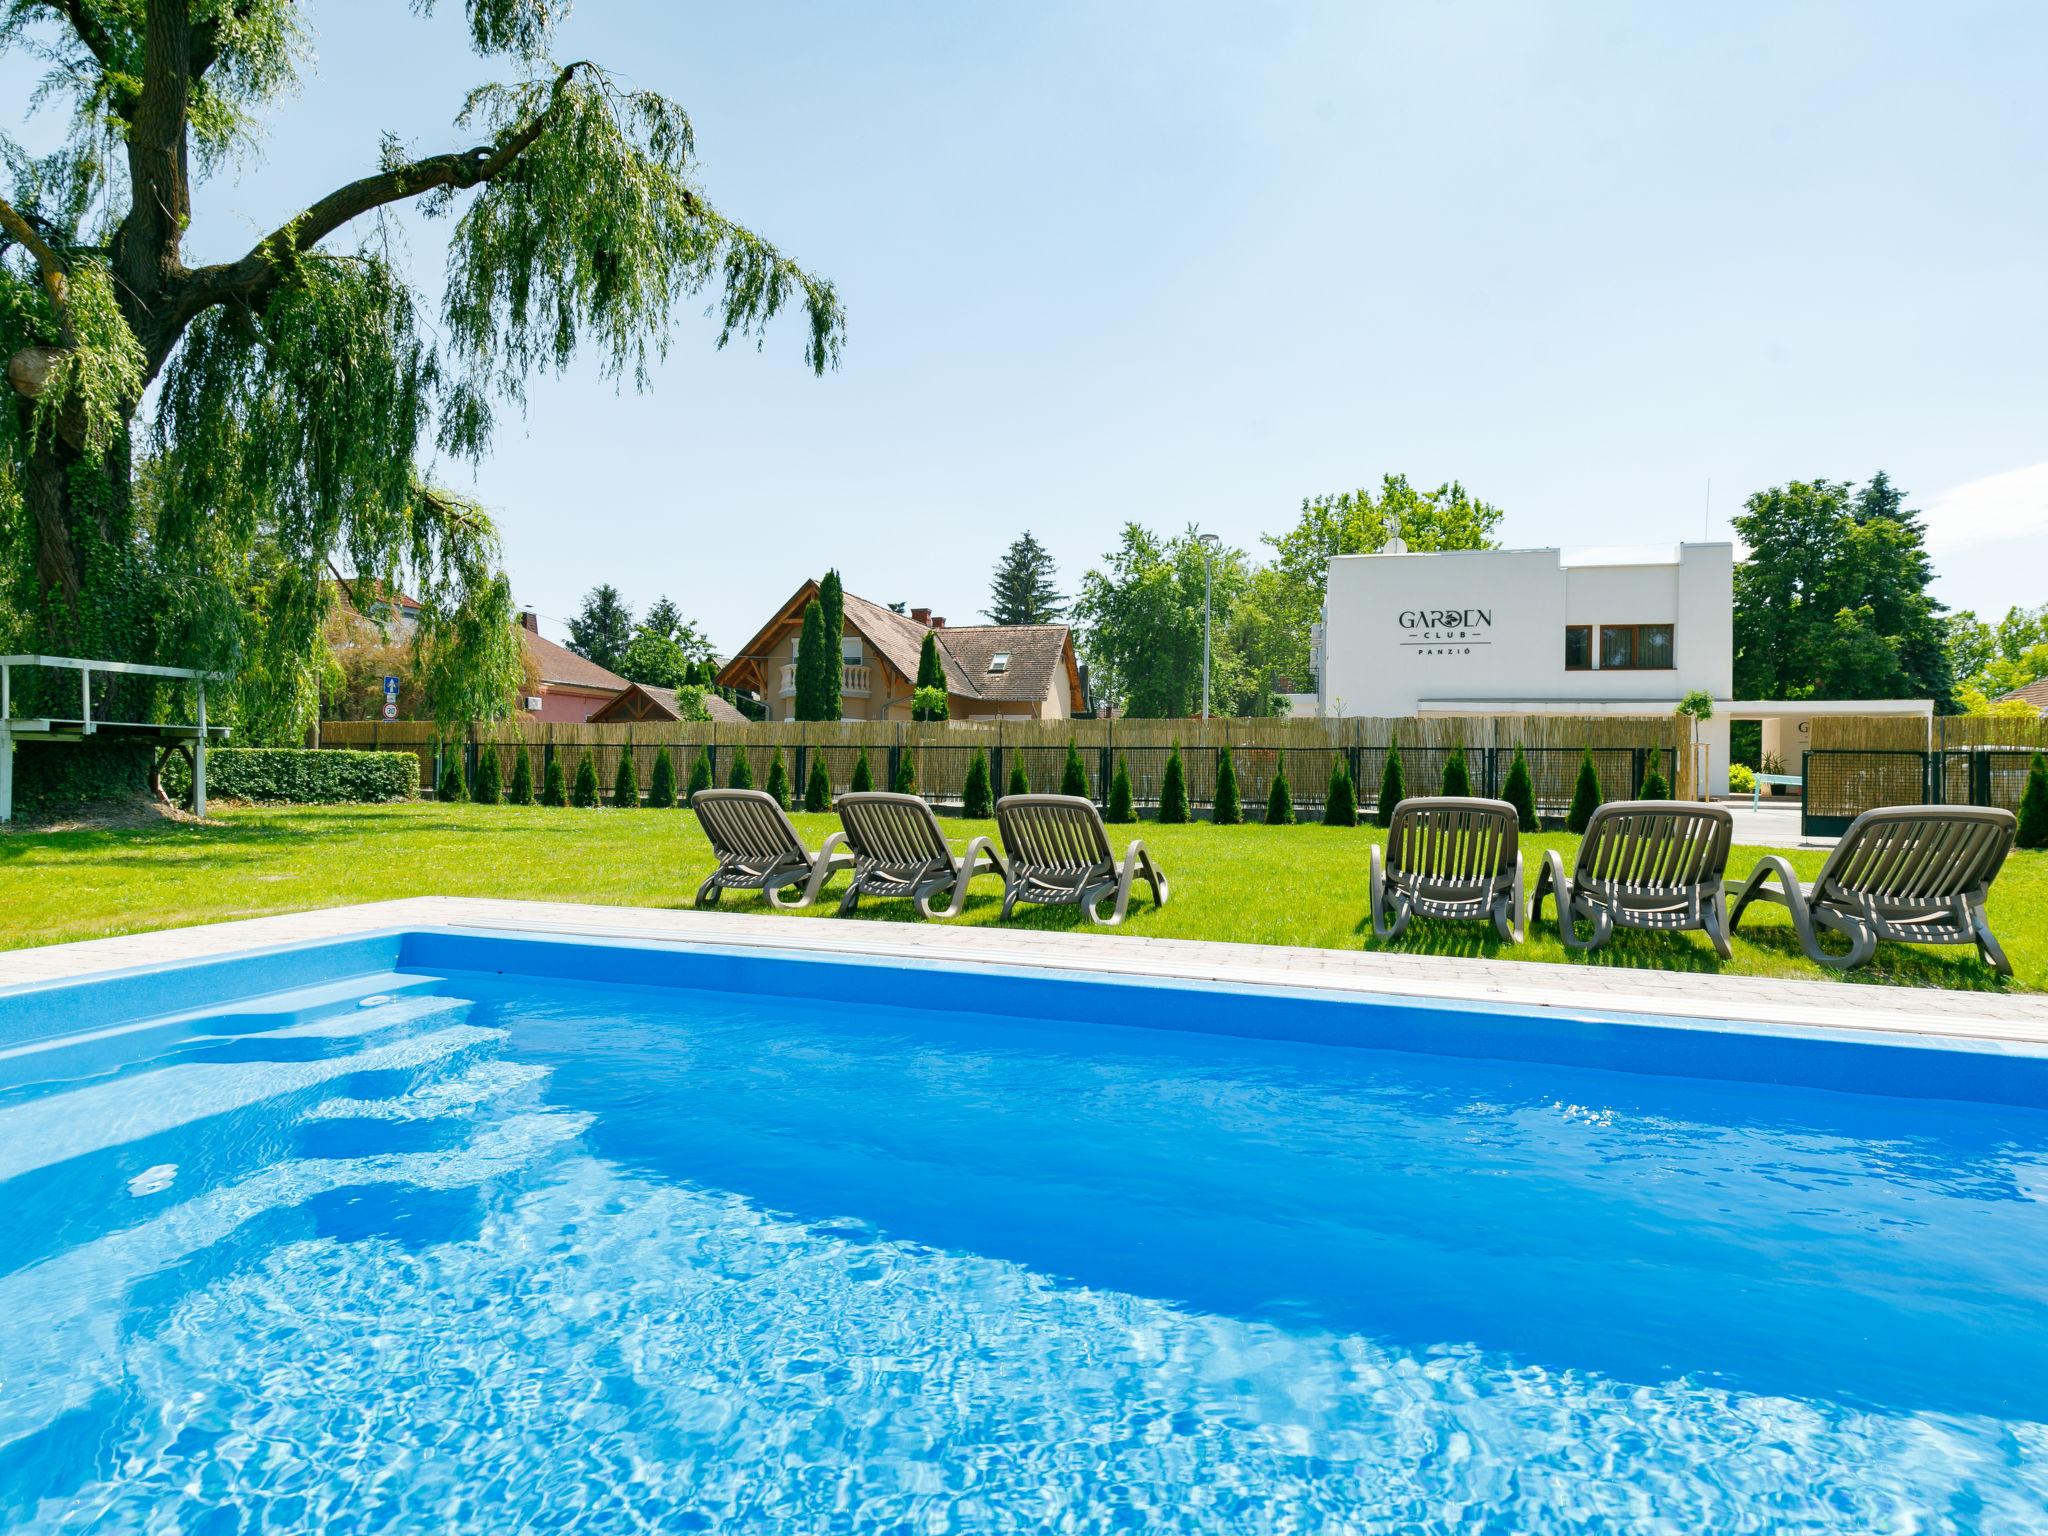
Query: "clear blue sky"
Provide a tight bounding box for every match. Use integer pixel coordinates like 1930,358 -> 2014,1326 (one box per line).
9,2 -> 2045,647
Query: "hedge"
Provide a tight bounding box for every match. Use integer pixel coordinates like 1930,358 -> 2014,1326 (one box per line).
8,738 -> 152,818
167,748 -> 419,804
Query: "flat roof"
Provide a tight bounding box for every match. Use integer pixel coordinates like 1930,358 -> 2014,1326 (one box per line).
1330,541 -> 1732,567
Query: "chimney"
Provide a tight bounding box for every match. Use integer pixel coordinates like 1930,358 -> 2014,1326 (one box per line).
931,616 -> 946,628
910,606 -> 932,626
519,608 -> 540,633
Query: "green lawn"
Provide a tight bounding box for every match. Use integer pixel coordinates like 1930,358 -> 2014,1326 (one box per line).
2,802 -> 2040,992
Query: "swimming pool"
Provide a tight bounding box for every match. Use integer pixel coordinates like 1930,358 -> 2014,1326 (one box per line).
2,928 -> 2045,1532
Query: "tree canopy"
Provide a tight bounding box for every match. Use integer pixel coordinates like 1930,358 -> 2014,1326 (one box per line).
565,583 -> 633,673
1,0 -> 842,740
985,530 -> 1064,625
1946,602 -> 2047,713
1074,524 -> 1256,718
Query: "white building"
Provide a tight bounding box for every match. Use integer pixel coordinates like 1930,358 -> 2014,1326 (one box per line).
1312,542 -> 1930,794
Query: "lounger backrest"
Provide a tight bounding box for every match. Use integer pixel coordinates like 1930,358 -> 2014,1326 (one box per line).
692,788 -> 807,863
1574,801 -> 1732,893
1816,805 -> 2016,904
837,792 -> 951,866
996,794 -> 1114,871
1385,797 -> 1519,887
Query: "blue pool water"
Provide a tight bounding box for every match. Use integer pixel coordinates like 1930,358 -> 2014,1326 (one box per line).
2,933 -> 2047,1532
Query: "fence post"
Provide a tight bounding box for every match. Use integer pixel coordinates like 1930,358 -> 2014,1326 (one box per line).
464,724 -> 477,795
1971,750 -> 1991,807
991,745 -> 1004,801
1632,747 -> 1646,797
888,742 -> 902,793
795,744 -> 807,802
1099,744 -> 1112,805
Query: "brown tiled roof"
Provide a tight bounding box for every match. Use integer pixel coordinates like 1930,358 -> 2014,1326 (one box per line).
841,590 -> 978,695
937,624 -> 1074,704
1996,676 -> 2048,712
521,627 -> 627,692
702,692 -> 749,724
590,681 -> 752,723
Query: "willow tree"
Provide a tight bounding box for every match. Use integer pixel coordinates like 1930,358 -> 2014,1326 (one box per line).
0,1 -> 842,739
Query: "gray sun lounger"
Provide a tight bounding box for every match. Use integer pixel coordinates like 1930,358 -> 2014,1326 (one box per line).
1369,796 -> 1524,942
1530,800 -> 1735,956
1728,803 -> 2017,975
994,794 -> 1168,926
692,788 -> 852,909
835,791 -> 1007,918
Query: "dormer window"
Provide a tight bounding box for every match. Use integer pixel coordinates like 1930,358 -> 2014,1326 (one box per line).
988,652 -> 1009,674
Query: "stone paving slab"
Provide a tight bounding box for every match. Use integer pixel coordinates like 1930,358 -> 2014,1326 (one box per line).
3,897 -> 2044,1050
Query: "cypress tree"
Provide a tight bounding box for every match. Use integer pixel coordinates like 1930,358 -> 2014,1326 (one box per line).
1638,749 -> 1671,800
2017,753 -> 2048,851
1501,744 -> 1537,831
1323,755 -> 1358,826
1159,742 -> 1189,824
541,752 -> 568,807
613,750 -> 640,807
728,744 -> 754,791
1441,742 -> 1471,797
1107,756 -> 1135,822
1213,745 -> 1241,825
1060,739 -> 1090,798
851,747 -> 874,793
1567,749 -> 1602,833
892,751 -> 917,794
647,747 -> 678,808
686,747 -> 713,805
766,747 -> 791,809
1266,763 -> 1294,824
1008,758 -> 1029,797
571,750 -> 601,808
473,747 -> 503,805
795,602 -> 827,720
963,747 -> 994,817
1376,740 -> 1406,828
438,753 -> 466,803
913,631 -> 949,721
818,569 -> 846,722
509,748 -> 536,806
804,755 -> 832,812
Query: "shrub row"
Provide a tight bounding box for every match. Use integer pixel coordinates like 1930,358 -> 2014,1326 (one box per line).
174,748 -> 420,804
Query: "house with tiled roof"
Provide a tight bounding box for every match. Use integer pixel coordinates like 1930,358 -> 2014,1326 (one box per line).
1995,676 -> 2048,715
588,680 -> 750,725
716,581 -> 1087,723
516,609 -> 629,722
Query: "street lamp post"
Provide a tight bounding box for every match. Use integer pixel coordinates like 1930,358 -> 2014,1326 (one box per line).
1198,532 -> 1220,720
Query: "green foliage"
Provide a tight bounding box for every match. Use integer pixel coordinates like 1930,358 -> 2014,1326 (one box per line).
685,747 -> 713,804
963,747 -> 993,818
727,744 -> 753,791
1060,739 -> 1090,798
1566,750 -> 1602,833
570,750 -> 600,808
567,584 -> 633,673
913,685 -> 950,722
987,531 -> 1066,625
816,570 -> 845,722
1075,524 -> 1256,717
1441,743 -> 1471,797
1501,745 -> 1537,831
1158,742 -> 1189,824
508,747 -> 535,805
1732,473 -> 1955,711
1007,758 -> 1029,797
612,749 -> 639,807
438,753 -> 468,803
1948,603 -> 2048,712
1728,761 -> 1756,795
1213,745 -> 1241,824
794,602 -> 828,721
647,746 -> 677,808
804,755 -> 831,812
891,751 -> 917,795
850,748 -> 874,793
916,629 -> 947,691
1375,741 -> 1405,827
765,746 -> 791,809
540,752 -> 567,806
1265,763 -> 1294,824
10,739 -> 151,820
1323,755 -> 1358,827
163,747 -> 418,806
2018,755 -> 2048,851
473,745 -> 503,805
1638,750 -> 1671,800
1106,756 -> 1135,823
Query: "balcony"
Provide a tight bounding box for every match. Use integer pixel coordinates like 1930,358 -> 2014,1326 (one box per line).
779,663 -> 871,698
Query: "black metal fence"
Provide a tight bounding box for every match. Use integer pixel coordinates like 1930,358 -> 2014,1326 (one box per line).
1802,747 -> 2041,837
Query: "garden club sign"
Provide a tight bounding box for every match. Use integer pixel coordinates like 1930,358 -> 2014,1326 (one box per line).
1398,606 -> 1494,657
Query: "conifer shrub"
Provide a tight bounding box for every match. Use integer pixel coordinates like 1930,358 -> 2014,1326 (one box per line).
892,751 -> 917,794
647,747 -> 677,808
851,748 -> 874,793
473,748 -> 502,805
571,750 -> 601,808
963,747 -> 993,818
1323,755 -> 1357,826
2018,753 -> 2048,851
804,755 -> 832,812
1159,742 -> 1189,824
727,745 -> 754,791
438,755 -> 466,804
1008,758 -> 1029,797
1213,745 -> 1241,825
613,750 -> 639,807
1441,742 -> 1471,797
1375,740 -> 1405,828
685,747 -> 713,805
1566,749 -> 1603,833
1500,744 -> 1537,831
541,753 -> 567,807
1638,749 -> 1671,800
1266,763 -> 1294,824
1106,756 -> 1135,823
766,747 -> 791,808
1060,739 -> 1090,798
509,749 -> 536,806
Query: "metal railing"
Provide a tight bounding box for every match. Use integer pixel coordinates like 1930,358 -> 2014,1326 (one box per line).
1,654 -> 229,821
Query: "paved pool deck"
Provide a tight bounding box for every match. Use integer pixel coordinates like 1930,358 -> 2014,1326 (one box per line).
2,896 -> 2044,1051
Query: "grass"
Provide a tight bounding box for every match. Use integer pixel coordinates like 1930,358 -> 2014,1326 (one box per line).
2,801 -> 2041,992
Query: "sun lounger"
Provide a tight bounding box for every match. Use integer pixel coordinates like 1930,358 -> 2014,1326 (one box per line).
692,788 -> 851,908
994,793 -> 1168,926
835,791 -> 1007,918
1530,800 -> 1735,956
1369,796 -> 1524,942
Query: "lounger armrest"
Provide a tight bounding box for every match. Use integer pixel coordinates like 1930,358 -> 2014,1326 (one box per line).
1726,854 -> 1802,932
1528,848 -> 1571,926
